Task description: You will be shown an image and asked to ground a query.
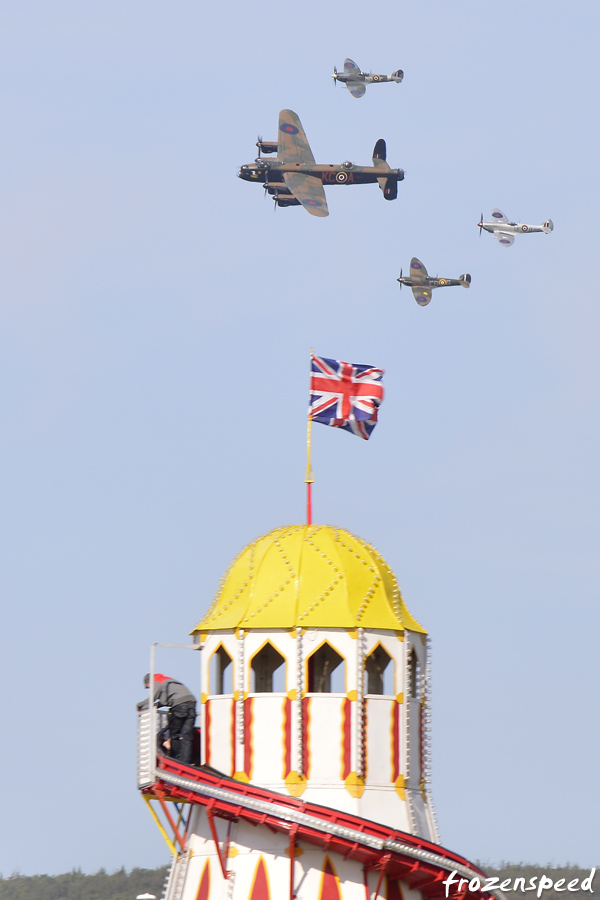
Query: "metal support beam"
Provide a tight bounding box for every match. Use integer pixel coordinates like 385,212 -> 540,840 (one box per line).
157,796 -> 187,852
207,807 -> 231,880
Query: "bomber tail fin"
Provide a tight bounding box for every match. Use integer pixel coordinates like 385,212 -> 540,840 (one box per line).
378,175 -> 398,200
373,139 -> 387,162
459,274 -> 471,288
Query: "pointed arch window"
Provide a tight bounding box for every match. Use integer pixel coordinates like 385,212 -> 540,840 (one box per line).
308,642 -> 345,693
365,644 -> 394,695
251,642 -> 286,693
210,645 -> 233,695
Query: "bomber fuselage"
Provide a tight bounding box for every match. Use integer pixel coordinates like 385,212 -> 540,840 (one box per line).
238,160 -> 404,187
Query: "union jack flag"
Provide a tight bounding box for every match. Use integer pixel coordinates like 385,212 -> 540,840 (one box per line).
309,353 -> 384,440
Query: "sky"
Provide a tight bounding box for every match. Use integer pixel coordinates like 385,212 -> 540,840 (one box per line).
0,0 -> 598,878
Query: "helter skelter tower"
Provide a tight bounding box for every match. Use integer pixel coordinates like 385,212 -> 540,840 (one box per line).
137,524 -> 492,900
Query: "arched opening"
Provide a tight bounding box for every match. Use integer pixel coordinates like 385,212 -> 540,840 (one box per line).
251,642 -> 286,693
210,645 -> 233,695
365,644 -> 394,695
408,648 -> 420,699
307,642 -> 345,693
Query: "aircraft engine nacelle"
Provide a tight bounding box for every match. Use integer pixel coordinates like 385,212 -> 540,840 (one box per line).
256,140 -> 278,155
276,196 -> 301,207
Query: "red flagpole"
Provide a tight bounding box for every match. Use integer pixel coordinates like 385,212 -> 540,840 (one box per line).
305,349 -> 314,525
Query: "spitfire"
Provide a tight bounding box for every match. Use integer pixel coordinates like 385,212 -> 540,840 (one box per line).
398,258 -> 471,307
332,58 -> 404,99
478,209 -> 554,247
237,109 -> 404,218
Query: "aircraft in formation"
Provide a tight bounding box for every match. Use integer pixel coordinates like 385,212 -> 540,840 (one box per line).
332,58 -> 404,99
398,258 -> 471,306
237,109 -> 404,218
478,209 -> 554,247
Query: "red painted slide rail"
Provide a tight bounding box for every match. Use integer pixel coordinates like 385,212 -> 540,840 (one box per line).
143,756 -> 493,900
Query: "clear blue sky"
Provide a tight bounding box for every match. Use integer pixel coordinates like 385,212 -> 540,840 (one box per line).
1,0 -> 598,877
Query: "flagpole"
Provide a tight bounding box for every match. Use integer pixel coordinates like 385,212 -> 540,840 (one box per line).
305,348 -> 314,525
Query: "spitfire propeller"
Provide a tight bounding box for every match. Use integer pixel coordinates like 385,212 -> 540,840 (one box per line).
332,65 -> 338,86
478,213 -> 484,237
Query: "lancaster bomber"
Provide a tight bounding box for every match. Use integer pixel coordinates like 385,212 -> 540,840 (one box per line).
332,58 -> 404,99
478,209 -> 554,246
237,109 -> 404,217
398,258 -> 471,306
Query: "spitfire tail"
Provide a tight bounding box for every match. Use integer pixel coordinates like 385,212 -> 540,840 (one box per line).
391,69 -> 404,81
542,219 -> 554,233
459,274 -> 471,288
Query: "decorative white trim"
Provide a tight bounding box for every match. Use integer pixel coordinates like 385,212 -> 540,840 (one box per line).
296,627 -> 304,775
424,635 -> 441,843
356,627 -> 366,778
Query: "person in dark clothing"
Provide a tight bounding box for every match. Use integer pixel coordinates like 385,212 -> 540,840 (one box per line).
137,673 -> 197,765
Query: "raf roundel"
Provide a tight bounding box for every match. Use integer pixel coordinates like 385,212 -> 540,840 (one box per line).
305,199 -> 322,207
336,171 -> 348,183
280,122 -> 299,135
412,261 -> 422,269
492,211 -> 503,218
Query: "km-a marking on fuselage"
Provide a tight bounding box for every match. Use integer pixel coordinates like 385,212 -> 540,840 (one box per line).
332,58 -> 404,99
398,258 -> 471,306
478,209 -> 554,247
237,109 -> 404,217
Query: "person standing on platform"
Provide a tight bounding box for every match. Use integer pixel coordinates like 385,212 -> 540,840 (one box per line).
137,673 -> 197,765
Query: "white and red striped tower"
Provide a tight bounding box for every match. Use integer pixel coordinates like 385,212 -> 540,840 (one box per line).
137,525 -> 489,900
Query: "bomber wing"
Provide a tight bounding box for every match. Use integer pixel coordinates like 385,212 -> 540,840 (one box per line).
283,173 -> 329,218
348,84 -> 366,99
495,231 -> 514,246
412,286 -> 432,306
278,110 -> 316,165
410,257 -> 429,280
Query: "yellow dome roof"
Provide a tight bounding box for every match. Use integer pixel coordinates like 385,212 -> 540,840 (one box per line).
192,525 -> 426,634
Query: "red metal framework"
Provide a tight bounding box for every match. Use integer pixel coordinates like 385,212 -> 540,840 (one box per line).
142,755 -> 491,900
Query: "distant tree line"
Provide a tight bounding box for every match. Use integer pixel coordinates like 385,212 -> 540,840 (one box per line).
0,862 -> 596,900
0,866 -> 169,900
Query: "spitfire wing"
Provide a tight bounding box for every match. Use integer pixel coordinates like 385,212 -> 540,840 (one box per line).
412,286 -> 432,307
495,231 -> 514,246
348,83 -> 366,99
344,58 -> 360,75
491,208 -> 508,224
283,173 -> 329,218
278,110 -> 316,165
410,257 -> 429,280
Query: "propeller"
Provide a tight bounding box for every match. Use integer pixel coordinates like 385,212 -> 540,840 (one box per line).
398,268 -> 403,288
478,213 -> 484,237
256,135 -> 263,158
332,65 -> 338,86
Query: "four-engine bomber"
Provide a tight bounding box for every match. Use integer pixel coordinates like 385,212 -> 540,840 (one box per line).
238,109 -> 404,217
